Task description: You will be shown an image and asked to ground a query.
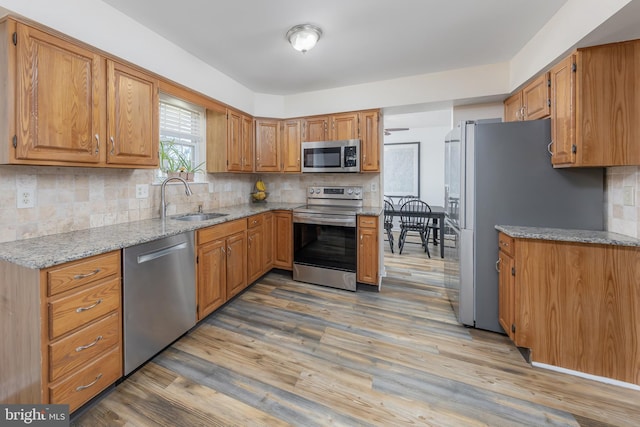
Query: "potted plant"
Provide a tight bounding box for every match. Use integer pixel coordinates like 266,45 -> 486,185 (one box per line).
159,140 -> 205,182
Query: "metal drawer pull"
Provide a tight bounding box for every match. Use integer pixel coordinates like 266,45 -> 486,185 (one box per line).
76,299 -> 103,313
110,136 -> 115,154
75,373 -> 103,392
74,269 -> 100,280
75,335 -> 103,352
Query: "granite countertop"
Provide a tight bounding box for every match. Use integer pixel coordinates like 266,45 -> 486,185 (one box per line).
0,203 -> 303,269
0,202 -> 384,269
495,225 -> 640,247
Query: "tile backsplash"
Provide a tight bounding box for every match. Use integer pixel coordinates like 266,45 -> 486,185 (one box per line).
0,165 -> 380,243
605,166 -> 640,239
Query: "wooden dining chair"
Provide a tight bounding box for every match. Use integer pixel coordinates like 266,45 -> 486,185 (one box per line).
383,199 -> 395,253
398,199 -> 432,257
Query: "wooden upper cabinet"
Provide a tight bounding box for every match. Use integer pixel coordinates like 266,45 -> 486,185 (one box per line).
359,110 -> 381,172
303,116 -> 329,141
281,119 -> 301,172
550,55 -> 576,166
226,109 -> 253,172
503,73 -> 550,122
331,112 -> 358,140
106,60 -> 159,167
14,22 -> 105,164
255,119 -> 280,172
504,92 -> 523,122
522,73 -> 550,120
550,39 -> 640,167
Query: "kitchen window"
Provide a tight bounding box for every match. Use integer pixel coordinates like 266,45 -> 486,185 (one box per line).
158,94 -> 206,181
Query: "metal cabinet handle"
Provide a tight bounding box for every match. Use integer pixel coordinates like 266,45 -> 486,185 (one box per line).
74,269 -> 100,280
547,141 -> 553,156
76,299 -> 102,313
227,246 -> 231,255
75,335 -> 103,352
495,259 -> 501,272
95,134 -> 100,154
221,247 -> 226,255
75,373 -> 103,392
500,240 -> 509,248
110,136 -> 115,154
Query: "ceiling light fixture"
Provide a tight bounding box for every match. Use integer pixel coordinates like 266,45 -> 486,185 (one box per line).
286,24 -> 322,53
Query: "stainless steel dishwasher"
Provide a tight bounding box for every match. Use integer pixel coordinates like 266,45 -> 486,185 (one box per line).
123,231 -> 196,375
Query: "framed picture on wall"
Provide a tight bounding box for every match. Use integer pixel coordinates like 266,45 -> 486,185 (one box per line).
383,142 -> 420,197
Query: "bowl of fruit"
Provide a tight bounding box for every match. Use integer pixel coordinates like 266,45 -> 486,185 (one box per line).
250,179 -> 268,202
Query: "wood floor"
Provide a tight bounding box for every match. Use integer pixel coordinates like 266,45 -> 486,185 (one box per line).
72,236 -> 640,426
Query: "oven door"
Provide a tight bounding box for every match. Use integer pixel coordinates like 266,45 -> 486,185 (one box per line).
293,213 -> 357,291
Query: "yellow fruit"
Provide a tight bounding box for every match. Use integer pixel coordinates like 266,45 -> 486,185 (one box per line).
256,179 -> 266,192
254,191 -> 266,200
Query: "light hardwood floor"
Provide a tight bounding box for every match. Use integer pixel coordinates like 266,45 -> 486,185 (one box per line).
72,234 -> 640,426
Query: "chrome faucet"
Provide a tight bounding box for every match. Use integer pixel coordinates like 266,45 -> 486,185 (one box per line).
160,177 -> 193,220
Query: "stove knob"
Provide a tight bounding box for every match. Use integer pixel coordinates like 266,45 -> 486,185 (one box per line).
347,188 -> 353,195
309,188 -> 315,194
354,188 -> 361,195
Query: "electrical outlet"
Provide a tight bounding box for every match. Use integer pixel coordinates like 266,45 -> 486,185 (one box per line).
17,188 -> 36,209
136,184 -> 149,199
623,186 -> 635,206
371,182 -> 378,192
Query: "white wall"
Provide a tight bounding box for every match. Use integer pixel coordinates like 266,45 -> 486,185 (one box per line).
383,127 -> 449,207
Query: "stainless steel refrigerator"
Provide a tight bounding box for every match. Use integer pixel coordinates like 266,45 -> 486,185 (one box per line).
443,119 -> 604,333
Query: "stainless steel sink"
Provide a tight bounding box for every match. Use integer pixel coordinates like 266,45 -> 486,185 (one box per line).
173,212 -> 228,221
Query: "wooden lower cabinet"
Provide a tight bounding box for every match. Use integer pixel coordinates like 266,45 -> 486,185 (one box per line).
498,232 -> 640,386
497,233 -> 515,341
0,251 -> 123,412
196,219 -> 247,320
273,210 -> 293,270
357,215 -> 379,286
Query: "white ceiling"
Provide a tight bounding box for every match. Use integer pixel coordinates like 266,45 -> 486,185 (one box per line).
101,0 -> 568,96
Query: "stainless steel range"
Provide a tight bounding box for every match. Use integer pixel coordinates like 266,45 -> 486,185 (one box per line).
293,186 -> 363,291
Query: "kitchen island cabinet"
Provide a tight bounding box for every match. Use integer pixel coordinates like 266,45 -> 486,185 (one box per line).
496,226 -> 640,386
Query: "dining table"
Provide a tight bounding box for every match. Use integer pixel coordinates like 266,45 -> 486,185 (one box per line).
384,203 -> 446,258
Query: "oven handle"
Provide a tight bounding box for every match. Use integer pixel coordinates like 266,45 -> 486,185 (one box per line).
293,213 -> 356,228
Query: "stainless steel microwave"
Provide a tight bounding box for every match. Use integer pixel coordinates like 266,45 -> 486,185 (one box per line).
301,139 -> 360,173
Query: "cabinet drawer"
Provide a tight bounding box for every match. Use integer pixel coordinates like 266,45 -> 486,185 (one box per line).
498,232 -> 515,256
49,277 -> 121,340
358,215 -> 378,228
49,346 -> 122,413
197,219 -> 246,245
47,251 -> 121,297
49,312 -> 120,382
247,214 -> 263,229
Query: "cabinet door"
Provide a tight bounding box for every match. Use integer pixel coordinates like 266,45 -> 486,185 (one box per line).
331,112 -> 358,140
227,110 -> 243,171
550,55 -> 576,166
226,231 -> 247,298
281,119 -> 301,172
255,119 -> 280,172
241,115 -> 254,171
247,225 -> 263,284
303,116 -> 329,141
503,92 -> 523,122
522,72 -> 550,120
106,61 -> 158,167
197,239 -> 227,320
498,250 -> 515,340
15,23 -> 104,164
263,212 -> 274,270
357,216 -> 379,285
359,110 -> 380,172
273,211 -> 293,270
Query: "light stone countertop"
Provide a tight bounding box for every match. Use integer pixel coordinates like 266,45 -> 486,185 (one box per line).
0,202 -> 384,269
495,225 -> 640,247
0,203 -> 302,269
